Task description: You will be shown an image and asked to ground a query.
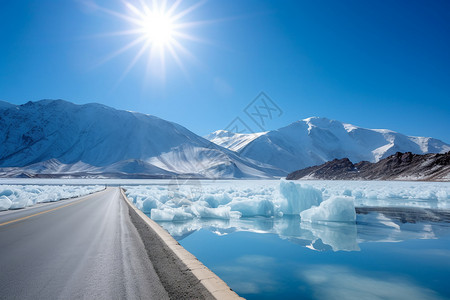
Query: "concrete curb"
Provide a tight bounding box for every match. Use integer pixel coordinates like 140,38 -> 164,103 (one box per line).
120,188 -> 243,300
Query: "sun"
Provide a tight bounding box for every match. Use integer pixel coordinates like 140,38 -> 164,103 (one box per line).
96,0 -> 205,81
141,12 -> 174,46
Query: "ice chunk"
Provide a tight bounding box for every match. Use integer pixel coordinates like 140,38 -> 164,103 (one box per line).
0,185 -> 103,210
192,205 -> 236,219
278,180 -> 323,215
0,196 -> 12,211
151,207 -> 194,221
201,193 -> 232,208
229,198 -> 279,217
300,196 -> 356,223
9,196 -> 31,210
141,196 -> 160,213
0,189 -> 14,197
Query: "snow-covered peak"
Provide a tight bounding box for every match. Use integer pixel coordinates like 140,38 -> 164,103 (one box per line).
0,99 -> 284,178
302,116 -> 332,124
205,130 -> 267,152
210,117 -> 450,173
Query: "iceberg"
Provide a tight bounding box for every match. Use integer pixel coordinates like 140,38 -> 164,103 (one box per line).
278,180 -> 323,215
300,196 -> 356,223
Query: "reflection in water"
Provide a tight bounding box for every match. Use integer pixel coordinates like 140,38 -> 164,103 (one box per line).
170,207 -> 450,299
156,209 -> 450,252
299,265 -> 444,300
300,221 -> 359,251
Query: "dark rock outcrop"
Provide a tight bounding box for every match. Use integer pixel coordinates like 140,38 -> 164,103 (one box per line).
286,152 -> 450,181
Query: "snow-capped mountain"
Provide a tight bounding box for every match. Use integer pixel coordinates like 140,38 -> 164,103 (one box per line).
207,117 -> 450,173
0,100 -> 284,178
205,130 -> 267,152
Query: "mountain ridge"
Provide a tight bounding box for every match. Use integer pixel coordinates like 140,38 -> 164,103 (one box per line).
207,116 -> 450,173
285,151 -> 450,181
0,100 -> 284,178
1,99 -> 449,179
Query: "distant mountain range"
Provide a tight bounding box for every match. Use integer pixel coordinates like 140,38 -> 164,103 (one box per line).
207,117 -> 450,173
286,152 -> 450,181
0,99 -> 449,179
0,100 -> 283,178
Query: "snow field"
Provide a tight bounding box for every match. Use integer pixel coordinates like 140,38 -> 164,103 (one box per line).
125,180 -> 450,223
0,185 -> 104,210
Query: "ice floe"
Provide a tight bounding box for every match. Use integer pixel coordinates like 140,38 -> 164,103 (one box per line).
125,179 -> 450,221
300,196 -> 356,223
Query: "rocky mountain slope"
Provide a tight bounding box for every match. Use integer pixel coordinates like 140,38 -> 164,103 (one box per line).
286,152 -> 450,181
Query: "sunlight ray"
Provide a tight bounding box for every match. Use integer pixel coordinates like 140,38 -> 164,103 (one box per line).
96,35 -> 148,67
171,0 -> 206,22
118,40 -> 151,82
166,0 -> 183,16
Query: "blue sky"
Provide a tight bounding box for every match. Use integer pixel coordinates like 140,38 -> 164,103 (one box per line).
0,0 -> 449,142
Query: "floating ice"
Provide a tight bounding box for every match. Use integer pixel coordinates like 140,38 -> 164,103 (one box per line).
277,180 -> 323,215
124,179 -> 450,223
192,205 -> 238,220
300,196 -> 356,223
151,207 -> 193,221
0,196 -> 12,211
228,198 -> 279,217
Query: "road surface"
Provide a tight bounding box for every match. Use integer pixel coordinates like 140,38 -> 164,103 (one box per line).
0,188 -> 170,299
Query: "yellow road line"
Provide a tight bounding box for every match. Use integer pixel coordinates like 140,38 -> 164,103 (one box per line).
0,196 -> 93,227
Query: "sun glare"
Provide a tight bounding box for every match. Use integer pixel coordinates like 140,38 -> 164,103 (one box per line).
141,12 -> 174,46
97,0 -> 205,81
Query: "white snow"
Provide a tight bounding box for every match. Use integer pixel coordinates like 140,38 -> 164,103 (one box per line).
1,100 -> 449,179
300,196 -> 356,223
205,130 -> 267,152
0,185 -> 103,210
0,100 -> 284,179
206,116 -> 450,173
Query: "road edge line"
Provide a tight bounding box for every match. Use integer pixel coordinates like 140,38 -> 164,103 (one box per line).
120,188 -> 243,300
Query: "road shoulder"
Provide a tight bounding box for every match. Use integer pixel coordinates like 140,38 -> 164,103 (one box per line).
120,189 -> 242,300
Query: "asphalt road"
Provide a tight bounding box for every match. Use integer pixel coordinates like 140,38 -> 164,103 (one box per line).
0,188 -> 170,299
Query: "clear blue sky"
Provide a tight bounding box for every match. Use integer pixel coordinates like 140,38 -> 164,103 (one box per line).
0,0 -> 449,142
